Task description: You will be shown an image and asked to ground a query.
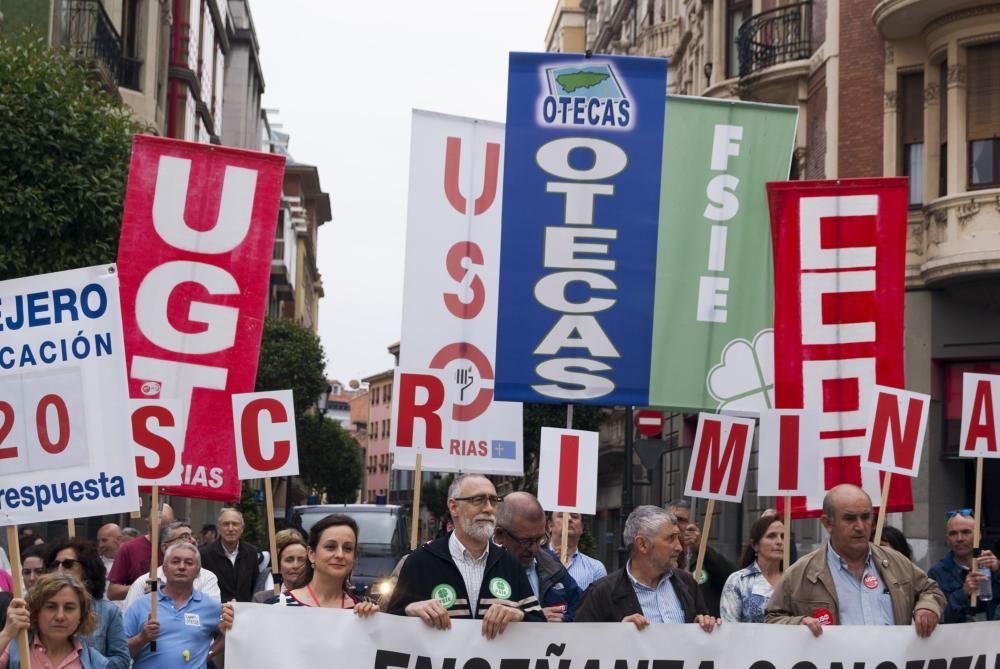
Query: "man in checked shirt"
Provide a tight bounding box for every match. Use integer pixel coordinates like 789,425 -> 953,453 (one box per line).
386,474 -> 544,637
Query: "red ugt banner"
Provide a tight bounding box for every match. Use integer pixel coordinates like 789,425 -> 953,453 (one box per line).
117,136 -> 285,500
768,178 -> 912,518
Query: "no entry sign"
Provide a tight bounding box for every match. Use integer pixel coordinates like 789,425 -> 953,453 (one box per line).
635,410 -> 664,437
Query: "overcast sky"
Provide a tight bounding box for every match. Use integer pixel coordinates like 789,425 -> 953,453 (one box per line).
250,1 -> 555,385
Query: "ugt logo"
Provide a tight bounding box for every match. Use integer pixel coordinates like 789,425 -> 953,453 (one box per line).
538,63 -> 631,129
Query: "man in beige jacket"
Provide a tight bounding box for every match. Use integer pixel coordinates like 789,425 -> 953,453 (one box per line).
766,484 -> 944,637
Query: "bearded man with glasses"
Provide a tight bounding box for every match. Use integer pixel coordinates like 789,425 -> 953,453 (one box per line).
386,474 -> 544,638
494,491 -> 581,622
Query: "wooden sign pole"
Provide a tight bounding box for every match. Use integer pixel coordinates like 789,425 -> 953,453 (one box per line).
264,478 -> 281,596
67,517 -> 76,537
693,499 -> 715,583
148,485 -> 159,652
971,457 -> 984,608
872,472 -> 892,547
410,453 -> 423,550
783,495 -> 792,571
5,525 -> 32,669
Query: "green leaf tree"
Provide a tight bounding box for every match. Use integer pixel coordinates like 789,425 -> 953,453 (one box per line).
296,416 -> 363,504
255,318 -> 329,417
0,36 -> 148,279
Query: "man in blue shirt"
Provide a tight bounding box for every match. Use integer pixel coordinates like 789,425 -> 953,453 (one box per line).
124,542 -> 222,668
927,511 -> 1000,623
549,511 -> 607,592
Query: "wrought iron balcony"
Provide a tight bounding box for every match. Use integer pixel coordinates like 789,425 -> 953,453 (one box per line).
736,2 -> 812,79
63,0 -> 123,90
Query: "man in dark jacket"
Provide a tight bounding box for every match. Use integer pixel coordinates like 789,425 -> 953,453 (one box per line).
575,505 -> 719,632
198,508 -> 265,603
927,511 -> 1000,623
667,498 -> 735,618
386,474 -> 544,638
494,491 -> 581,622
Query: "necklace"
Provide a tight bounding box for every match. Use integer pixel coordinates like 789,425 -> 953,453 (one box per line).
306,583 -> 346,608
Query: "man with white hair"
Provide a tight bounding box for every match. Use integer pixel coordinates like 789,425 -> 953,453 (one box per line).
575,505 -> 719,632
199,507 -> 267,603
386,474 -> 544,638
124,542 -> 222,668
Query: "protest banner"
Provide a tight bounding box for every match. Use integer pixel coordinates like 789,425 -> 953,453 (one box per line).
958,372 -> 1000,606
233,389 -> 297,594
861,386 -> 929,544
758,408 -> 821,568
495,52 -> 668,405
227,604 -> 1000,668
769,177 -> 911,518
130,399 -> 184,487
683,412 -> 754,580
117,135 -> 285,501
652,96 -> 797,412
537,427 -> 598,515
391,110 -> 523,479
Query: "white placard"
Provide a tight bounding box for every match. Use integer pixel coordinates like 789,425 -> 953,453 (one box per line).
232,390 -> 299,479
130,399 -> 183,486
537,427 -> 598,515
861,385 -> 930,476
960,372 -> 1000,458
0,265 -> 139,525
391,110 -> 523,476
684,412 -> 755,502
758,408 -> 822,497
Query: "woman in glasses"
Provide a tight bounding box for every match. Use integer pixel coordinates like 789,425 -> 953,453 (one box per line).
45,539 -> 130,669
0,573 -> 109,668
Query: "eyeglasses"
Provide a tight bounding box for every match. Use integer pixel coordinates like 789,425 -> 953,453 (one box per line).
452,494 -> 504,508
946,508 -> 973,518
22,567 -> 45,576
499,527 -> 549,550
49,559 -> 82,571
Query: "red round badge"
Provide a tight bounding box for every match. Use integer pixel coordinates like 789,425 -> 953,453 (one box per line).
812,608 -> 834,625
864,575 -> 879,589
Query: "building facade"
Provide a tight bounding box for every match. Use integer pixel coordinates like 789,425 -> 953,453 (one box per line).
362,369 -> 394,504
548,0 -> 1000,568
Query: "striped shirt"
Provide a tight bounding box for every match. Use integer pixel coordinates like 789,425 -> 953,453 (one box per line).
827,543 -> 894,625
565,550 -> 608,591
449,532 -> 489,616
626,561 -> 685,623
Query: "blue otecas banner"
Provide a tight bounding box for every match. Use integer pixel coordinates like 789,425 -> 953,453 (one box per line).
495,52 -> 668,405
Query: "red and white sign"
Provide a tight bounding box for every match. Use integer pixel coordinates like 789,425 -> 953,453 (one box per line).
960,373 -> 1000,458
390,110 -> 522,475
117,136 -> 285,500
537,428 -> 598,514
232,390 -> 298,479
684,413 -> 755,502
769,178 -> 911,517
0,265 -> 140,525
635,410 -> 664,438
862,385 -> 929,476
130,399 -> 183,486
758,408 -> 822,497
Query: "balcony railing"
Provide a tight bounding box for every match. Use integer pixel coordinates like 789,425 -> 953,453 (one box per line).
63,0 -> 123,89
736,2 -> 812,79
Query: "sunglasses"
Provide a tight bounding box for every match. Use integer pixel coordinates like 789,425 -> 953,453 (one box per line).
50,558 -> 83,571
945,508 -> 973,518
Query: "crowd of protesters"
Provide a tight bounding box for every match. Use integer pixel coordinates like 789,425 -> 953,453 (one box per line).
0,478 -> 997,668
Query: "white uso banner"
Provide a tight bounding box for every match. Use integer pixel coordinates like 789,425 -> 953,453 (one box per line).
227,604 -> 1000,668
391,109 -> 523,475
0,265 -> 139,524
960,372 -> 1000,458
537,427 -> 598,514
757,409 -> 821,497
130,399 -> 183,486
233,390 -> 299,479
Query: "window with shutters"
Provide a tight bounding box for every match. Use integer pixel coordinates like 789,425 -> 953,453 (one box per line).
967,43 -> 1000,189
899,73 -> 924,208
940,61 -> 948,197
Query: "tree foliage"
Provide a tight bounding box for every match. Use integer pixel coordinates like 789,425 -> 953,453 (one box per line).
255,318 -> 328,418
421,474 -> 454,521
0,36 -> 148,279
296,416 -> 363,504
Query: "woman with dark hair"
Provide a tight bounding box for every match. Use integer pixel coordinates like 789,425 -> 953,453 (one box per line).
252,533 -> 309,603
220,514 -> 378,633
18,546 -> 46,597
879,526 -> 914,562
720,514 -> 785,623
45,539 -> 130,669
0,573 -> 108,668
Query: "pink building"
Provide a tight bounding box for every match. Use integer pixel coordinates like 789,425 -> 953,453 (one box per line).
361,369 -> 393,503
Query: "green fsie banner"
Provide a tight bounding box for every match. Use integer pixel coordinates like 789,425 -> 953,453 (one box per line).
649,96 -> 798,412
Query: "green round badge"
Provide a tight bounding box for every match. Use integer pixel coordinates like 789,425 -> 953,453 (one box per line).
696,569 -> 709,585
431,583 -> 457,609
488,577 -> 512,600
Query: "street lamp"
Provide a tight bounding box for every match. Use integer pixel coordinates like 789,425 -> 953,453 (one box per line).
316,384 -> 331,420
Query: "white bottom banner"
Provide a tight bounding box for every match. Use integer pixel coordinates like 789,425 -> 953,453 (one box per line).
226,603 -> 999,668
